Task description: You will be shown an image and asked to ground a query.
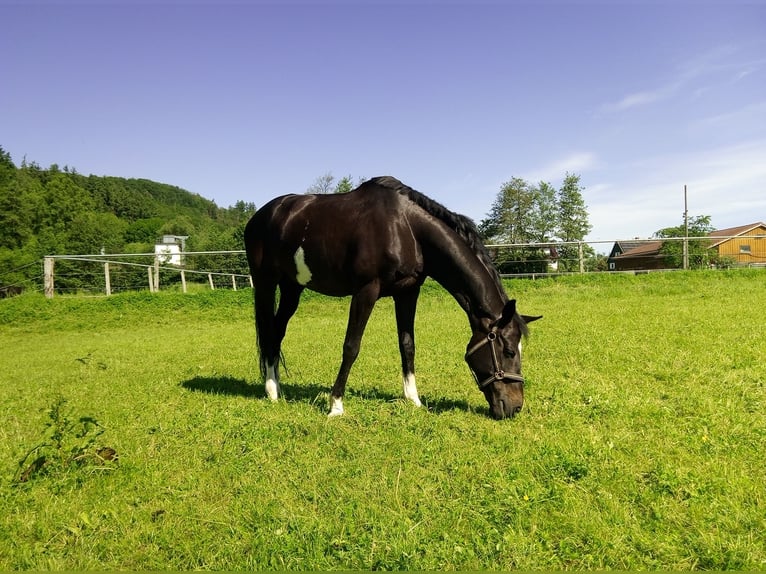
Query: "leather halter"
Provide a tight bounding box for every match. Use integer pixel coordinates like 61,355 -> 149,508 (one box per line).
465,327 -> 525,390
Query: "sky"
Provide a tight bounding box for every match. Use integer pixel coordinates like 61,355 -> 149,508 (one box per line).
2,1 -> 765,249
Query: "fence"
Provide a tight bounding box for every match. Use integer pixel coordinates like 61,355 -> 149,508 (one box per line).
1,236 -> 764,299
36,251 -> 251,298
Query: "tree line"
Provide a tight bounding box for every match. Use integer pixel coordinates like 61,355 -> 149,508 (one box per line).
308,171 -> 596,273
0,146 -> 256,289
478,173 -> 593,272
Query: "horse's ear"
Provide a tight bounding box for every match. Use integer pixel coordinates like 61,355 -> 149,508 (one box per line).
522,314 -> 543,323
497,299 -> 517,328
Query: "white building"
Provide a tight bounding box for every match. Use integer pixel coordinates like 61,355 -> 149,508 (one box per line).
154,235 -> 187,266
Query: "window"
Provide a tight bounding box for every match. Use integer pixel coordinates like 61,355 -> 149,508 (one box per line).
740,244 -> 751,254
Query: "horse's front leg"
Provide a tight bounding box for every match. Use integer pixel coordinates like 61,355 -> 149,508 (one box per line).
394,289 -> 422,408
328,281 -> 380,416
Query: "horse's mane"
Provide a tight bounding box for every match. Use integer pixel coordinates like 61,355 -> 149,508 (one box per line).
366,176 -> 506,296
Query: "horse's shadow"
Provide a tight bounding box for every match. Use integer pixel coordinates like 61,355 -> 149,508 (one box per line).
180,376 -> 327,402
180,376 -> 479,416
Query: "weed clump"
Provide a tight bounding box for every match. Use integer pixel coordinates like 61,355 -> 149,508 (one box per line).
14,397 -> 117,484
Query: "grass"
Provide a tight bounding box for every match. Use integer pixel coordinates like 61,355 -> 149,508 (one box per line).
0,271 -> 764,569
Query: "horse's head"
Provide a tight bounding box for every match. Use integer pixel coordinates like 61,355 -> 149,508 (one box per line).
465,299 -> 542,420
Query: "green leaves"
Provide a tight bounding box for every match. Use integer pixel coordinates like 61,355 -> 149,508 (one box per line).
479,173 -> 591,246
14,397 -> 116,484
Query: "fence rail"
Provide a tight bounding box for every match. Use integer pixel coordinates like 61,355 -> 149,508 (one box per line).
1,235 -> 764,299
38,251 -> 251,298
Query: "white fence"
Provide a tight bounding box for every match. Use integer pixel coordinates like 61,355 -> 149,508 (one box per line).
1,236 -> 761,299
41,251 -> 251,298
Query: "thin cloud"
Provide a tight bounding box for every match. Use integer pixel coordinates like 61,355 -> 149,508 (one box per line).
599,44 -> 759,115
523,152 -> 599,184
606,86 -> 674,112
694,100 -> 766,128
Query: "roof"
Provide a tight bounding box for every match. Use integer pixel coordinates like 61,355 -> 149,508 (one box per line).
614,240 -> 644,252
708,221 -> 766,248
613,240 -> 644,253
615,240 -> 663,258
608,240 -> 649,258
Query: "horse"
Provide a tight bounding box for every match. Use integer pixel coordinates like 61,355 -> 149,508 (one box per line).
244,176 -> 541,419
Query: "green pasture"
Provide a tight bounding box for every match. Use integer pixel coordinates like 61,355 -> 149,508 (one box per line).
0,271 -> 764,570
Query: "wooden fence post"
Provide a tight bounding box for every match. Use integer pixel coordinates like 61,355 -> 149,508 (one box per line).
104,261 -> 112,296
181,269 -> 187,293
153,257 -> 160,292
44,257 -> 55,299
148,267 -> 154,292
208,273 -> 215,290
232,275 -> 237,290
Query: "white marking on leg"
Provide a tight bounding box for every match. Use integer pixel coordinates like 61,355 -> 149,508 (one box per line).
294,246 -> 312,286
328,396 -> 344,417
265,362 -> 280,401
403,372 -> 422,407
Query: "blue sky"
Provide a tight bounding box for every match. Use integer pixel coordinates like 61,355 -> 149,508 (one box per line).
2,1 -> 765,247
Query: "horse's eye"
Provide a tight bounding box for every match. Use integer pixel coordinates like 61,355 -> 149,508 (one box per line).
503,349 -> 516,359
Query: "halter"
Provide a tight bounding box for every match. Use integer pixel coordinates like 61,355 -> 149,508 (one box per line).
465,327 -> 525,390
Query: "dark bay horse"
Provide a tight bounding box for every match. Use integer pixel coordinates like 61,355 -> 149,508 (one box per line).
244,176 -> 541,419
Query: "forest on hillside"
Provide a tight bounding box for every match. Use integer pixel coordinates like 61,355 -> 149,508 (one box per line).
0,146 -> 256,291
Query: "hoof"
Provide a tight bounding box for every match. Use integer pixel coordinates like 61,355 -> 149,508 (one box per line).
328,396 -> 344,417
265,379 -> 279,401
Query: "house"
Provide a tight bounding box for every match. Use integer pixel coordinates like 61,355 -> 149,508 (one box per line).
154,235 -> 188,266
607,240 -> 666,271
607,221 -> 766,271
708,222 -> 766,266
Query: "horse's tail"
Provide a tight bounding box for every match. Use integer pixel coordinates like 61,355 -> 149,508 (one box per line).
244,211 -> 269,381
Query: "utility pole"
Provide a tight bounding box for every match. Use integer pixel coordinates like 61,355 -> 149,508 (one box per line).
683,185 -> 689,270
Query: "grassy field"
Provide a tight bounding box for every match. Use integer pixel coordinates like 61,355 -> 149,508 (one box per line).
0,270 -> 764,570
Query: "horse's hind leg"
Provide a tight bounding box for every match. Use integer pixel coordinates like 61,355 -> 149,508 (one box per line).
395,289 -> 422,408
275,280 -> 303,343
255,279 -> 303,401
255,280 -> 281,400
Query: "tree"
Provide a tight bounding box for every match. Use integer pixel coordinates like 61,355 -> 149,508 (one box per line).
229,200 -> 257,217
556,173 -> 591,241
556,173 -> 592,271
334,175 -> 355,194
40,172 -> 96,232
306,172 -> 335,194
479,173 -> 593,273
124,217 -> 165,244
0,147 -> 26,250
67,212 -> 128,254
531,181 -> 558,243
479,177 -> 538,244
479,178 -> 554,273
655,215 -> 715,269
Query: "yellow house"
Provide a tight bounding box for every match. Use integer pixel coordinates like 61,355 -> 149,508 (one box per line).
709,222 -> 766,265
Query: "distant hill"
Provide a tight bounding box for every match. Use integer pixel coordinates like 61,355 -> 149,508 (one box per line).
0,145 -> 256,287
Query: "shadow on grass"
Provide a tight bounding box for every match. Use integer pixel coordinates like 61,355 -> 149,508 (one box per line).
181,376 -> 261,398
180,376 -> 330,403
180,376 -> 486,417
